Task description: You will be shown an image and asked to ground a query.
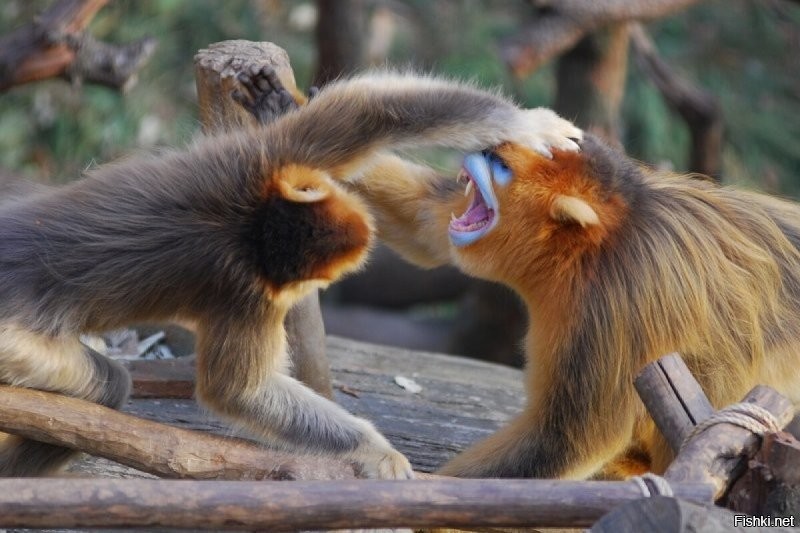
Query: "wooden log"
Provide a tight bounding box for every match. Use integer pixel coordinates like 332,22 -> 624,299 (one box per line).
592,496 -> 797,533
664,385 -> 795,499
125,356 -> 195,399
0,478 -> 713,530
726,431 -> 800,518
0,384 -> 351,480
634,353 -> 715,453
193,40 -> 333,398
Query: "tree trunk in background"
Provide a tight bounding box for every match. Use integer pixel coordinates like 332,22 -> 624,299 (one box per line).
313,0 -> 365,86
555,23 -> 631,144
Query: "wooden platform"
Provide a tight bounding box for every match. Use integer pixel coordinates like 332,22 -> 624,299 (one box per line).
68,335 -> 525,478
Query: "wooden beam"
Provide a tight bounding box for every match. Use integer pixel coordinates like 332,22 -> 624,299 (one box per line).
665,385 -> 794,499
0,477 -> 713,530
634,353 -> 715,453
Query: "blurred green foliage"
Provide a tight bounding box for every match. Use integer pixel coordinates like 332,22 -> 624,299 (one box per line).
0,0 -> 798,194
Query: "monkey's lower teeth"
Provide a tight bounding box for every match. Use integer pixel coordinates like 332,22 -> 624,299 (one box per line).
464,219 -> 488,231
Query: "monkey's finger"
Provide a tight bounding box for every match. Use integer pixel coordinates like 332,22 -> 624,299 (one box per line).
249,66 -> 272,93
564,138 -> 582,152
278,89 -> 297,110
261,66 -> 286,93
231,89 -> 250,107
236,72 -> 259,99
530,143 -> 554,159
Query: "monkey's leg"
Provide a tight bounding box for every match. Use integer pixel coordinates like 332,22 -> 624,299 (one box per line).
195,315 -> 412,479
0,324 -> 130,476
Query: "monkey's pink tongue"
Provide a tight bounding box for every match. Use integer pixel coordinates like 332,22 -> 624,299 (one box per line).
452,198 -> 491,231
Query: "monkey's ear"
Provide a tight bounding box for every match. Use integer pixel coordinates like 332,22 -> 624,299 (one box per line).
549,194 -> 599,228
275,165 -> 332,203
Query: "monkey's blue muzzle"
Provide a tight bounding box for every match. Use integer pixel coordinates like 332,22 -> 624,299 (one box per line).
448,152 -> 513,248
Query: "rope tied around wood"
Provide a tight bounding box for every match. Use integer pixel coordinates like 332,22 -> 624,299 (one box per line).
681,402 -> 783,450
630,473 -> 674,498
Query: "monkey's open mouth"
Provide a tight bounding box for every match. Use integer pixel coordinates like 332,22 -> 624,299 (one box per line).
448,153 -> 501,247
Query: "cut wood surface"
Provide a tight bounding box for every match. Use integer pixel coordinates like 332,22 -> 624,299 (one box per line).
0,478 -> 713,531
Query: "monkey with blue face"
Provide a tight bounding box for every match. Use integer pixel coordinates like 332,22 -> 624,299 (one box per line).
353,122 -> 800,480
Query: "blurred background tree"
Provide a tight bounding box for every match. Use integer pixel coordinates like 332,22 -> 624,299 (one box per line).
1,0 -> 798,366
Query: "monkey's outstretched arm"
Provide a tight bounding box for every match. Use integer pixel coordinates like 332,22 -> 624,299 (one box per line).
195,306 -> 411,479
250,70 -> 582,179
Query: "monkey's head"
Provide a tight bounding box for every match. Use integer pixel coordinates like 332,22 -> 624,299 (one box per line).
247,164 -> 374,299
448,136 -> 630,287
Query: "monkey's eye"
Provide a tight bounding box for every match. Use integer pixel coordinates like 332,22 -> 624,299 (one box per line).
487,152 -> 512,186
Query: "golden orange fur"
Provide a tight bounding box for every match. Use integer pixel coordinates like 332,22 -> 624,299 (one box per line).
353,133 -> 800,479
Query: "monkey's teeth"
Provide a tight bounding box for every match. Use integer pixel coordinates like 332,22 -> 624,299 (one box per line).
451,212 -> 457,222
464,180 -> 474,197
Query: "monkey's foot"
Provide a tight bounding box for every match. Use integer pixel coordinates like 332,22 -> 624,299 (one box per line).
512,108 -> 583,159
232,65 -> 299,125
351,446 -> 414,479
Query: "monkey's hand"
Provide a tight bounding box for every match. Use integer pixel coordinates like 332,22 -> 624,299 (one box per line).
232,65 -> 301,126
349,421 -> 414,479
352,445 -> 414,480
510,108 -> 583,159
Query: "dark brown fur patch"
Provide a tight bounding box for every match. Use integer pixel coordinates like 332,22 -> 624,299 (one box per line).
244,193 -> 370,289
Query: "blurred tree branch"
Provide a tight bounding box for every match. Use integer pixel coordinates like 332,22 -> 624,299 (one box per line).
502,0 -> 704,76
0,0 -> 156,92
630,23 -> 723,178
